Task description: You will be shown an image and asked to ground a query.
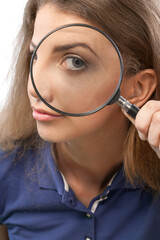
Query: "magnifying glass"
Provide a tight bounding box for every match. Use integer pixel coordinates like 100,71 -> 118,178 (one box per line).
30,23 -> 139,118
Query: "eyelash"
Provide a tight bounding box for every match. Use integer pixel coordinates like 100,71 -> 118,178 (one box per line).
29,51 -> 37,60
61,55 -> 88,71
28,51 -> 88,71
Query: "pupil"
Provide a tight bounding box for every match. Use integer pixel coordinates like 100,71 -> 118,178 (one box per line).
73,58 -> 83,68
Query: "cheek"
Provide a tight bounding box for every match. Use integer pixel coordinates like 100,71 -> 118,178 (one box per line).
35,103 -> 121,143
73,104 -> 119,134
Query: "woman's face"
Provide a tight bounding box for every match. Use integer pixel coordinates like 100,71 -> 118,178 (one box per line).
27,4 -> 127,143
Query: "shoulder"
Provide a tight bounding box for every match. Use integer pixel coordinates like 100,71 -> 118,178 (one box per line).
0,142 -> 53,188
0,147 -> 26,223
0,142 -> 51,178
0,146 -> 34,176
0,147 -> 20,179
0,143 -> 56,225
0,143 -> 52,221
0,144 -> 47,194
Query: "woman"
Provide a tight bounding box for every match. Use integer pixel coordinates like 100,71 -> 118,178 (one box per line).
0,0 -> 160,239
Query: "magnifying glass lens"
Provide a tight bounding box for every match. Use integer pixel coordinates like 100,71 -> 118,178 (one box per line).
31,25 -> 122,116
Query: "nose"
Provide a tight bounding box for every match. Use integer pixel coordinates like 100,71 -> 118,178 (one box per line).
28,63 -> 54,103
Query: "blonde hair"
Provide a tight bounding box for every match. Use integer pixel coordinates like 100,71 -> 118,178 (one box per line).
0,0 -> 160,192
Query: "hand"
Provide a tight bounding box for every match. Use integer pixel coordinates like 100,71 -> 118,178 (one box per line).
122,100 -> 160,158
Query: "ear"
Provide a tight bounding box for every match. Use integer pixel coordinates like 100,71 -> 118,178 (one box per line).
121,69 -> 157,108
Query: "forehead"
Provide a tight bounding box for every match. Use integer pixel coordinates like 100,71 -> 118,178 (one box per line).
32,4 -> 114,58
33,4 -> 89,42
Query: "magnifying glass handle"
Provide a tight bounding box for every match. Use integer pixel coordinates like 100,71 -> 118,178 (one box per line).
116,96 -> 139,119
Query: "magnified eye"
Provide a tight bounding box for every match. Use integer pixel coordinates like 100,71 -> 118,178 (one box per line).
62,56 -> 87,71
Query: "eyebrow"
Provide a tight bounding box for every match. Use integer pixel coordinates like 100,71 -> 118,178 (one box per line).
53,43 -> 98,57
30,41 -> 98,58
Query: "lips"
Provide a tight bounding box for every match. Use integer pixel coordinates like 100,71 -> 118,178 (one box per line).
33,108 -> 61,116
32,107 -> 63,121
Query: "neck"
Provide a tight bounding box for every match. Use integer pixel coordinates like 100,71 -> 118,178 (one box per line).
54,113 -> 128,207
56,115 -> 128,189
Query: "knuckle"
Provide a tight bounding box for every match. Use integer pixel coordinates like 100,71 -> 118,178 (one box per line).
148,140 -> 159,149
148,135 -> 156,148
145,100 -> 158,110
138,131 -> 147,141
148,132 -> 160,149
152,112 -> 160,124
145,100 -> 156,111
135,119 -> 146,133
144,100 -> 160,113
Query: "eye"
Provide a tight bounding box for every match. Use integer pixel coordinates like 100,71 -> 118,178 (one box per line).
29,51 -> 37,61
62,56 -> 87,71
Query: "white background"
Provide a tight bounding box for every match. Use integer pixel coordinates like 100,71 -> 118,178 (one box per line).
0,1 -> 28,108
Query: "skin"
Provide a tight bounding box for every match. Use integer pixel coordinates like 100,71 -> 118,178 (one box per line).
28,4 -> 159,207
124,101 -> 160,159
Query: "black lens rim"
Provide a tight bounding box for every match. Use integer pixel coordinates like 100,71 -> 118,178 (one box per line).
30,23 -> 123,117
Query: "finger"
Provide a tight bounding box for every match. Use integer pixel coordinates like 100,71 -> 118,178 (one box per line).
135,101 -> 160,140
122,108 -> 146,140
147,111 -> 160,148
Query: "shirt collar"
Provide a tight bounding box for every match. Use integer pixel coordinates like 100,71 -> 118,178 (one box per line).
109,167 -> 141,190
36,143 -> 141,193
36,143 -> 64,195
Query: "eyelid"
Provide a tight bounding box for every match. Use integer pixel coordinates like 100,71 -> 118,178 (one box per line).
29,50 -> 37,60
29,46 -> 35,54
60,55 -> 88,72
30,44 -> 36,51
61,54 -> 88,65
29,42 -> 37,55
29,50 -> 34,56
30,41 -> 37,49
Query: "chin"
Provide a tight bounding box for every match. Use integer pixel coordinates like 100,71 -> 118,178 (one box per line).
35,122 -> 76,143
37,128 -> 64,143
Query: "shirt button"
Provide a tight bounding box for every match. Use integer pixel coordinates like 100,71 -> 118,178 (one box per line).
69,198 -> 76,206
86,213 -> 92,218
85,237 -> 92,240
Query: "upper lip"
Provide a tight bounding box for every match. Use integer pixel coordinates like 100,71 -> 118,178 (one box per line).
32,107 -> 63,116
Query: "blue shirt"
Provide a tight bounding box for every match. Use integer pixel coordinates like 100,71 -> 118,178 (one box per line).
0,143 -> 160,240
